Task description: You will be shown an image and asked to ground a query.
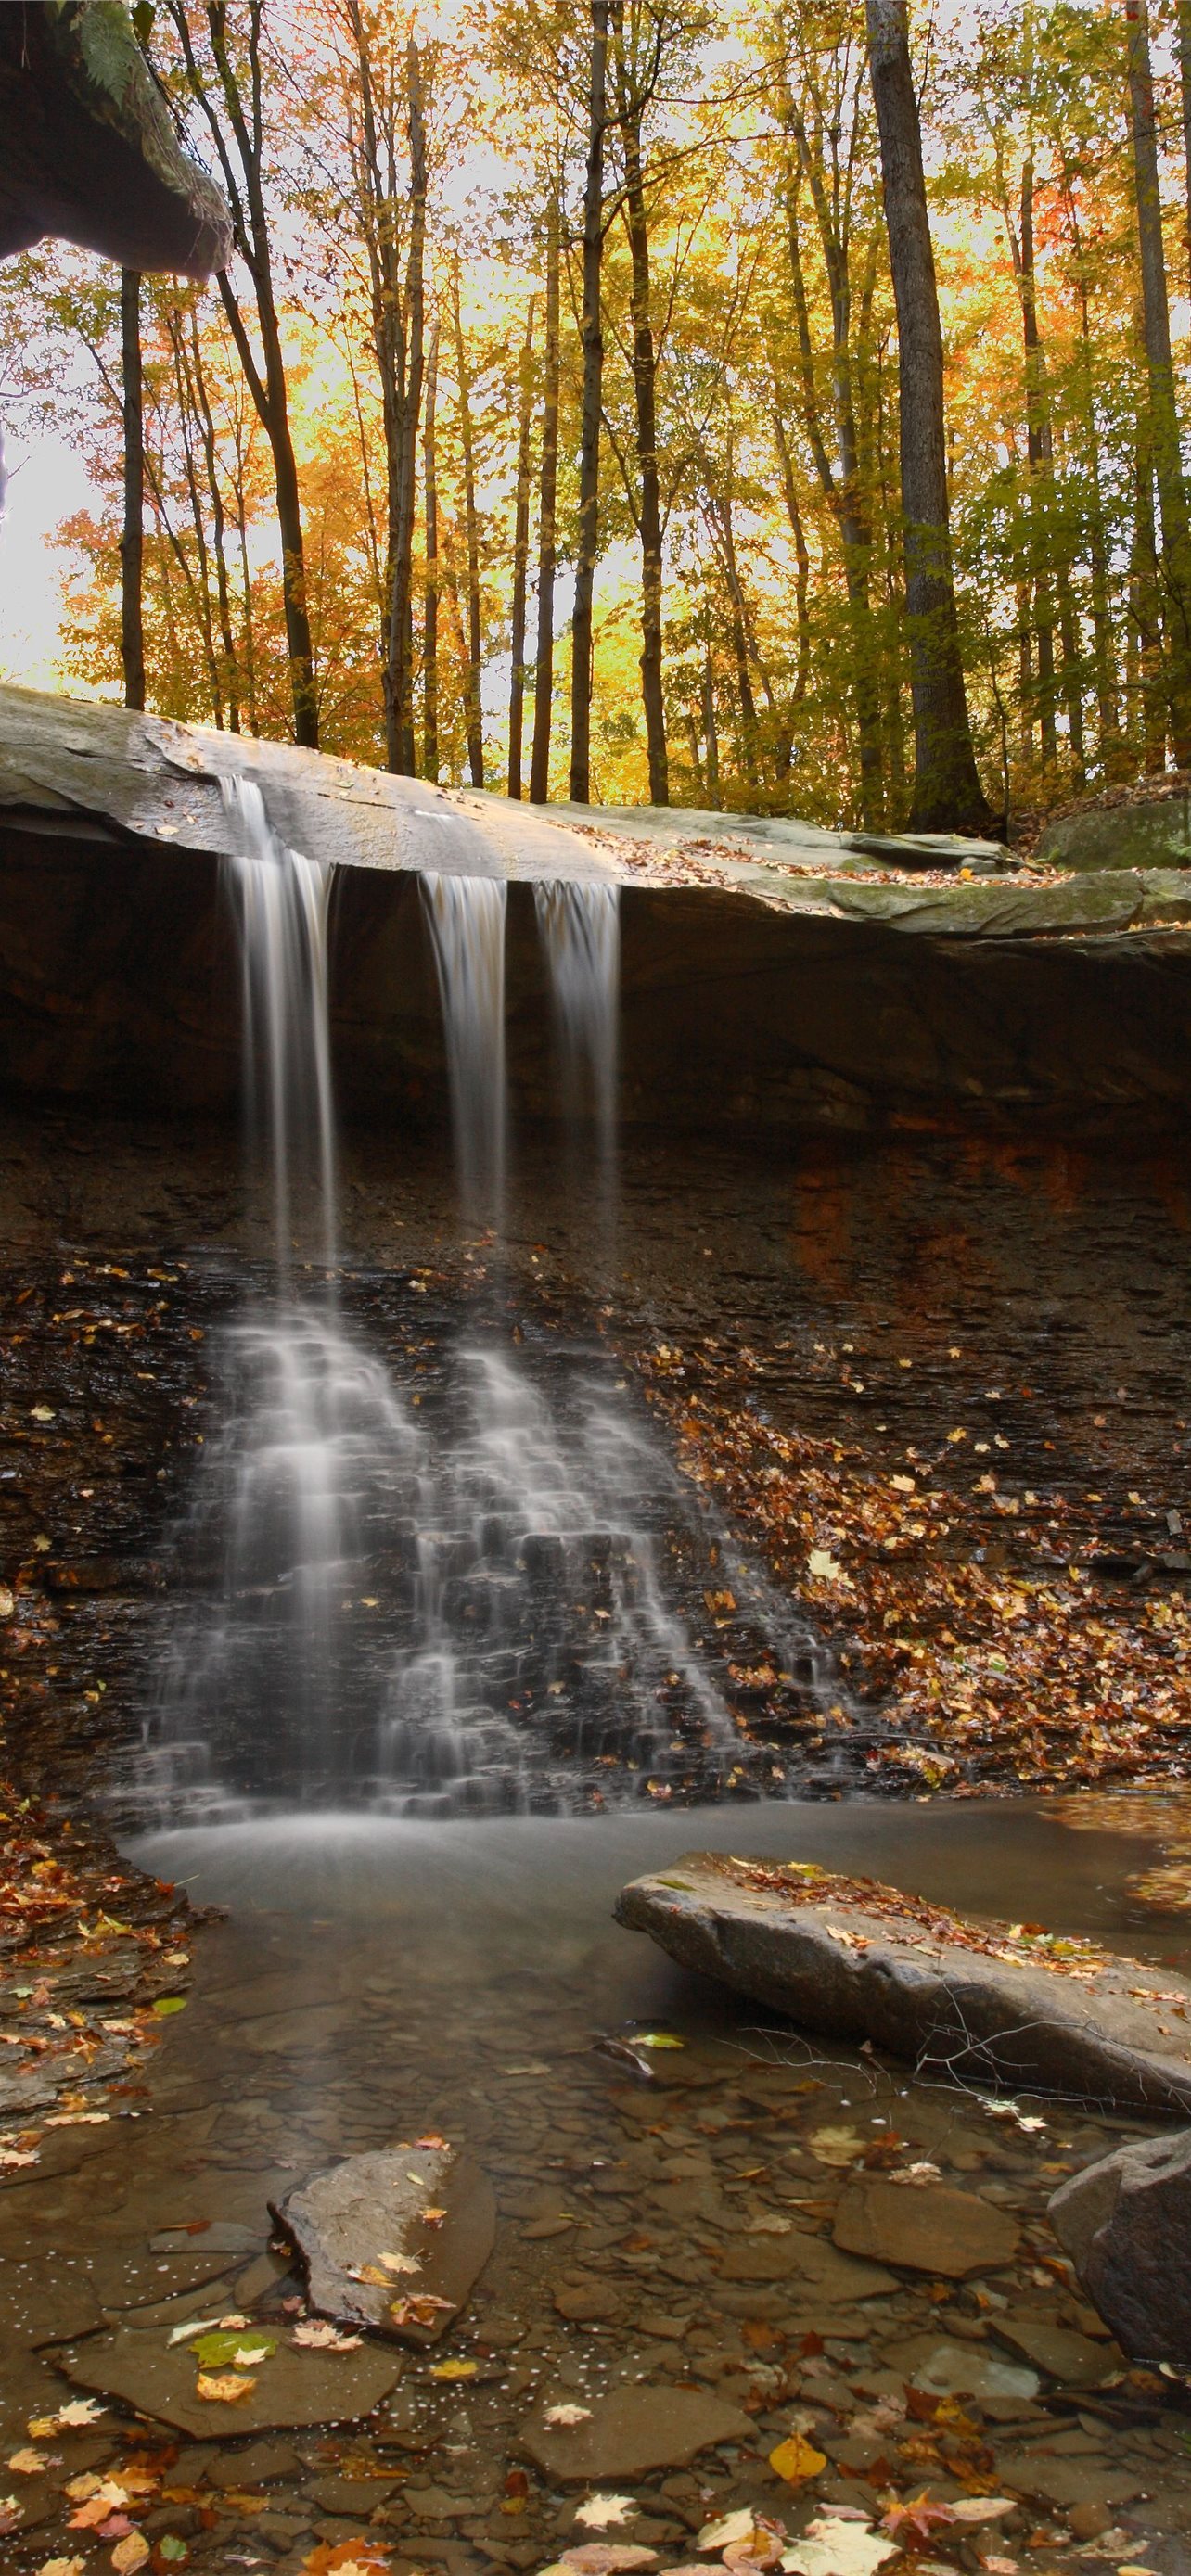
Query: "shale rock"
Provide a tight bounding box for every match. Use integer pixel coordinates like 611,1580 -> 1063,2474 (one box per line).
615,1854 -> 1191,2113
273,2143 -> 495,2347
832,2176 -> 1019,2276
519,2384 -> 751,2481
1048,2125 -> 1191,2363
58,2319 -> 403,2438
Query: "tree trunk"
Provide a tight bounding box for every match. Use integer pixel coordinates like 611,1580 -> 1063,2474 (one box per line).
1131,414 -> 1167,772
1018,149 -> 1058,773
1178,0 -> 1191,281
773,410 -> 811,707
570,0 -> 609,805
120,267 -> 146,712
423,319 -> 440,783
1125,0 -> 1191,761
452,262 -> 484,789
530,189 -> 561,804
777,110 -> 884,824
702,652 -> 721,808
614,12 -> 668,805
507,298 -> 536,798
386,41 -> 427,775
169,0 -> 319,745
187,307 -> 240,732
864,0 -> 993,831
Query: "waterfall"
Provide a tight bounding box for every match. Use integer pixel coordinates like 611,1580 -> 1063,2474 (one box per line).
420,874 -> 506,1227
534,880 -> 620,1182
137,828 -> 826,1824
224,774 -> 336,1274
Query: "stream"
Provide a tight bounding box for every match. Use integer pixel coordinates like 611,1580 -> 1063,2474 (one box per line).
1,785 -> 1190,2570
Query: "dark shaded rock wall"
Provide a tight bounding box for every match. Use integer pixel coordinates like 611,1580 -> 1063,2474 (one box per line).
3,818 -> 1191,1139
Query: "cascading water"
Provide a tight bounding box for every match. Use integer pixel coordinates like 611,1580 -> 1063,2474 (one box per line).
138,837 -> 840,1824
534,880 -> 620,1189
420,873 -> 506,1226
224,774 -> 337,1271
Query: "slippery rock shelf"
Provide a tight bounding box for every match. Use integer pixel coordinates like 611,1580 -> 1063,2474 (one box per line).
615,1853 -> 1191,2113
4,682 -> 1191,1138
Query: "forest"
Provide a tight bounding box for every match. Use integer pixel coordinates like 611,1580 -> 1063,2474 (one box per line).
4,0 -> 1191,840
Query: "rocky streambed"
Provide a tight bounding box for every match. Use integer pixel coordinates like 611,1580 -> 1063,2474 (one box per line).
3,1810 -> 1191,2576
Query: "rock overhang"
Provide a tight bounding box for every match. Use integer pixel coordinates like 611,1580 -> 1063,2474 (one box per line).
3,682 -> 1191,1139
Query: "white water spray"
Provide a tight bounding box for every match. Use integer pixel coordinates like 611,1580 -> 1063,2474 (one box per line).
420,873 -> 506,1226
224,774 -> 336,1273
534,880 -> 620,1190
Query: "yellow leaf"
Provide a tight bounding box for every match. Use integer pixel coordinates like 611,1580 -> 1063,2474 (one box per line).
768,2435 -> 826,2484
429,2359 -> 478,2380
196,2372 -> 256,2404
111,2541 -> 151,2576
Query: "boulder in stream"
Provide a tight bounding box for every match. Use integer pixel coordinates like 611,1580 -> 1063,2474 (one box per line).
1048,2126 -> 1191,2363
273,2140 -> 495,2346
614,1853 -> 1191,2113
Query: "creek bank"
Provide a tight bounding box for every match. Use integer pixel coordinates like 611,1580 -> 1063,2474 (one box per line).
5,1800 -> 1191,2570
614,1853 -> 1191,2113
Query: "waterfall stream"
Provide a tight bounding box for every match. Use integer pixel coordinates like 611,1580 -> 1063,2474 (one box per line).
138,831 -> 836,1822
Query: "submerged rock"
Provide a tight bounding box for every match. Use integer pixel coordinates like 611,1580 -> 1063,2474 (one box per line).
519,2384 -> 751,2480
273,2142 -> 495,2346
614,1853 -> 1191,2113
1048,2126 -> 1191,2363
831,2175 -> 1019,2276
58,2318 -> 403,2438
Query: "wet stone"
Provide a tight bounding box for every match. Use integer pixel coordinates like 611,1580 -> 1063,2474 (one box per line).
991,2315 -> 1121,2384
58,2317 -> 405,2436
275,2144 -> 496,2345
997,2451 -> 1144,2511
832,2178 -> 1020,2277
519,2384 -> 752,2480
554,2279 -> 622,2323
206,2436 -> 305,2485
719,2230 -> 896,2302
883,2333 -> 1040,2403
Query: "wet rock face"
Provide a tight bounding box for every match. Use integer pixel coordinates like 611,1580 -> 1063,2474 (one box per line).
615,1854 -> 1191,2114
4,681 -> 1191,1141
274,2143 -> 496,2344
1048,2127 -> 1191,2363
0,3 -> 230,273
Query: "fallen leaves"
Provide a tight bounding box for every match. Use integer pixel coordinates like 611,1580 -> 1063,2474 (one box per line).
575,2495 -> 639,2531
110,2541 -> 150,2576
290,2318 -> 362,2352
301,2548 -> 390,2576
780,2518 -> 897,2576
767,2435 -> 826,2485
195,2371 -> 256,2404
388,2291 -> 455,2329
640,1340 -> 1191,1793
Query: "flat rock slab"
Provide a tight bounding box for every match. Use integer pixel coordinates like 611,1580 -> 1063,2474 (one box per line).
615,1854 -> 1191,2113
519,2385 -> 751,2481
991,2316 -> 1118,2385
881,2334 -> 1040,2404
56,2322 -> 403,2438
832,2178 -> 1019,2276
273,2143 -> 494,2347
718,2230 -> 895,2302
